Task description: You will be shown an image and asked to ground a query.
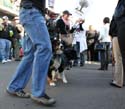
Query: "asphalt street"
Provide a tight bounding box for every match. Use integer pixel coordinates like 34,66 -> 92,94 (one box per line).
0,62 -> 125,109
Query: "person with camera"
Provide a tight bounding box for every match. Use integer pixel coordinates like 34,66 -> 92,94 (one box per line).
72,18 -> 87,67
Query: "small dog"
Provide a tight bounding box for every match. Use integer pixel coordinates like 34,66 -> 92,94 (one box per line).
47,37 -> 68,86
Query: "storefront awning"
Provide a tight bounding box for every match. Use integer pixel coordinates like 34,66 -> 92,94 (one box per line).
0,5 -> 19,17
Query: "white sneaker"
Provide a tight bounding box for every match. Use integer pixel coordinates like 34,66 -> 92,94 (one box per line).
6,59 -> 12,62
2,60 -> 7,64
62,72 -> 68,84
62,78 -> 68,84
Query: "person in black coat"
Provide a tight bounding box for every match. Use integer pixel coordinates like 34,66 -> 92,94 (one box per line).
113,0 -> 125,87
56,10 -> 76,69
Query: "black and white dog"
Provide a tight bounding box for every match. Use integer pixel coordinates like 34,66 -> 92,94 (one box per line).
47,18 -> 77,86
47,37 -> 68,86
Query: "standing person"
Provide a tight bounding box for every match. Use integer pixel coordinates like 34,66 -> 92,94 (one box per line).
7,0 -> 56,106
0,18 -> 4,62
114,0 -> 125,87
2,16 -> 16,60
86,25 -> 98,62
11,17 -> 23,61
109,17 -> 123,88
56,10 -> 72,69
98,17 -> 111,70
72,18 -> 87,66
0,16 -> 12,64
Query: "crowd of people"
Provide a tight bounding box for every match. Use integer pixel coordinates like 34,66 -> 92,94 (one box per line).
0,14 -> 102,66
39,13 -> 112,71
0,16 -> 110,64
0,11 -> 114,70
0,13 -> 113,85
0,10 -> 121,87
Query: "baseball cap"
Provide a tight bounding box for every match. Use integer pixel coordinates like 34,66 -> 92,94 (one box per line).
63,10 -> 72,15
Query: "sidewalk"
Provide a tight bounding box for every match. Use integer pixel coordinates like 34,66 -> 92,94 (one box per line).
0,62 -> 125,109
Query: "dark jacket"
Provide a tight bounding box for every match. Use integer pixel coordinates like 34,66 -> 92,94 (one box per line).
86,30 -> 99,47
109,17 -> 117,38
114,0 -> 125,20
56,19 -> 70,34
56,18 -> 75,35
21,0 -> 46,13
0,24 -> 16,41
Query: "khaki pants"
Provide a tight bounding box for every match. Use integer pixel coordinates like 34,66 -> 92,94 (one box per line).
112,37 -> 123,87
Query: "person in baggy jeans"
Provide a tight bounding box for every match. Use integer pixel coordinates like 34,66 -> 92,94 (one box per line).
7,0 -> 56,106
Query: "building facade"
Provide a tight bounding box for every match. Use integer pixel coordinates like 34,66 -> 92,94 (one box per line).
0,0 -> 19,19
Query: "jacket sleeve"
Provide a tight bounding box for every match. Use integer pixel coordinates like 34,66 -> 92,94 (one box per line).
109,17 -> 117,37
114,0 -> 125,19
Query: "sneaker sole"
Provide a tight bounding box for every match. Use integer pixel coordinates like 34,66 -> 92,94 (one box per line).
31,96 -> 56,107
6,89 -> 30,98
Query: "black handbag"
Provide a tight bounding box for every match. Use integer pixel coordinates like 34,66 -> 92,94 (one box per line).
94,42 -> 106,51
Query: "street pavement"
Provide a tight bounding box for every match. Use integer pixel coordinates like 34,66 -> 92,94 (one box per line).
0,61 -> 125,109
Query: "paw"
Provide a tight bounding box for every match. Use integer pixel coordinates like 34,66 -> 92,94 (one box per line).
62,78 -> 68,84
56,73 -> 62,80
49,82 -> 56,87
53,78 -> 57,82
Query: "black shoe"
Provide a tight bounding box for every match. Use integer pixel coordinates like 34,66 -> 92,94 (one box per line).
98,68 -> 105,70
110,82 -> 122,88
80,63 -> 84,67
31,93 -> 56,106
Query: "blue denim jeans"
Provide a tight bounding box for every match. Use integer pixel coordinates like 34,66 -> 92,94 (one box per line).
0,39 -> 11,60
73,42 -> 86,66
73,42 -> 80,65
7,7 -> 52,97
100,42 -> 111,70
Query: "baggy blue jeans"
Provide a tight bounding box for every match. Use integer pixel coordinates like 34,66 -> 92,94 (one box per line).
7,7 -> 52,97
